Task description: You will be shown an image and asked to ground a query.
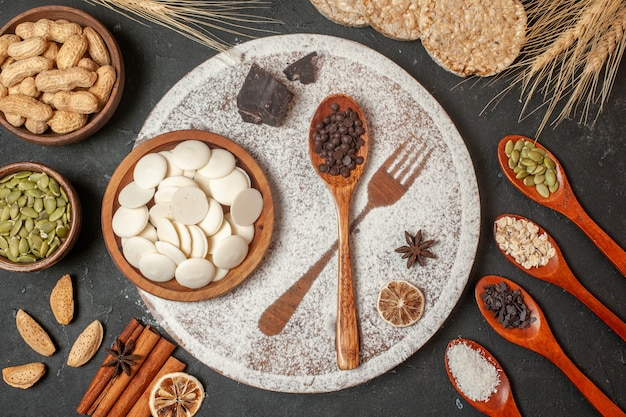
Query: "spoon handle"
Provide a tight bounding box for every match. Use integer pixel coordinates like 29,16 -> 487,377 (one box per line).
334,188 -> 360,370
564,198 -> 626,278
546,344 -> 625,416
562,277 -> 626,342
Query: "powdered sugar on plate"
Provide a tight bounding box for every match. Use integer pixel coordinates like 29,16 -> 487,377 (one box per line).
135,34 -> 480,393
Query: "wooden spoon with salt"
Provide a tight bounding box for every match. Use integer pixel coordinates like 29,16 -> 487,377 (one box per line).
497,135 -> 626,278
308,94 -> 369,370
494,214 -> 626,342
475,275 -> 626,417
445,338 -> 522,417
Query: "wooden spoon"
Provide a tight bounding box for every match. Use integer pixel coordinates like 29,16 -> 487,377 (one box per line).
475,275 -> 626,417
445,338 -> 522,417
497,135 -> 626,277
494,214 -> 626,342
308,94 -> 369,370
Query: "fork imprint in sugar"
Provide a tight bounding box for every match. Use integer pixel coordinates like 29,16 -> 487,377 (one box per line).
258,138 -> 433,336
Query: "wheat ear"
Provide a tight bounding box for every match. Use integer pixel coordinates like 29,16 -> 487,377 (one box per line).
83,0 -> 280,51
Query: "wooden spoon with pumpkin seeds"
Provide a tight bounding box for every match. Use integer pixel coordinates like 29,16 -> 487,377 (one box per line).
497,135 -> 626,278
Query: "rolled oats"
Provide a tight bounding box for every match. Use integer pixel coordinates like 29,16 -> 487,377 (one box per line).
495,216 -> 555,269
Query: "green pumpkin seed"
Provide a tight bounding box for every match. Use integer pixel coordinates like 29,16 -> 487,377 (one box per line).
8,237 -> 19,258
510,149 -> 520,164
18,238 -> 29,255
523,176 -> 536,186
548,181 -> 559,193
18,180 -> 37,191
26,188 -> 45,198
544,157 -> 556,170
33,197 -> 43,213
514,138 -> 525,151
545,170 -> 557,187
536,183 -> 550,198
0,236 -> 7,250
46,239 -> 59,256
49,178 -> 60,196
0,188 -> 10,199
6,190 -> 21,204
24,218 -> 34,233
39,240 -> 49,257
9,203 -> 19,220
0,221 -> 13,234
0,206 -> 7,222
505,140 -> 514,156
49,206 -> 65,222
44,196 -> 57,214
534,174 -> 545,185
14,171 -> 32,179
20,206 -> 38,218
18,227 -> 29,238
39,221 -> 57,234
17,254 -> 37,263
520,158 -> 536,167
515,170 -> 529,179
528,151 -> 544,162
9,219 -> 23,236
56,197 -> 67,208
56,225 -> 68,239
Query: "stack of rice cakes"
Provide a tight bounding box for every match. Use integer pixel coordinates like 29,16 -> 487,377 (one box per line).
309,0 -> 527,77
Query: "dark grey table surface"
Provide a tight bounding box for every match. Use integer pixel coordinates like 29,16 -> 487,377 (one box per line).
1,1 -> 624,416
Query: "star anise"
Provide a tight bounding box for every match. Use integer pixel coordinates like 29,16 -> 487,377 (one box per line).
102,338 -> 142,377
395,230 -> 437,268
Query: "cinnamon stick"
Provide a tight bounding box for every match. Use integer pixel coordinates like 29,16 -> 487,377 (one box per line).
91,325 -> 161,417
107,336 -> 177,417
76,318 -> 143,415
86,322 -> 146,415
126,356 -> 187,417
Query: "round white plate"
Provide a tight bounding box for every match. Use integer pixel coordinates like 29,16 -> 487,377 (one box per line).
136,34 -> 480,393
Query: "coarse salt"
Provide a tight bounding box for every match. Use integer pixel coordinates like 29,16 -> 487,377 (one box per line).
447,342 -> 500,402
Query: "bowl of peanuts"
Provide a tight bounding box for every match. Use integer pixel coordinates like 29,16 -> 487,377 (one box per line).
0,5 -> 124,145
0,161 -> 82,272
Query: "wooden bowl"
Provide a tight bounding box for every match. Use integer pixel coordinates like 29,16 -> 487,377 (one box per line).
101,130 -> 275,302
0,161 -> 82,272
0,5 -> 125,146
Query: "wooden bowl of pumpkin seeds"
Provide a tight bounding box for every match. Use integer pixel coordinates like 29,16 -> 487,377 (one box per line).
0,161 -> 81,272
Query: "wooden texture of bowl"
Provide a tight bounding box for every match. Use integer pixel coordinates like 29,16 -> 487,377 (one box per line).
0,5 -> 125,146
0,162 -> 82,272
101,130 -> 275,302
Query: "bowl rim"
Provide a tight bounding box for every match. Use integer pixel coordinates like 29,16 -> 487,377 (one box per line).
101,129 -> 275,302
0,5 -> 125,146
0,161 -> 82,272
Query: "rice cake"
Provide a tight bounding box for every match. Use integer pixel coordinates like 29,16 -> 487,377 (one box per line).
309,0 -> 369,27
419,0 -> 527,77
364,0 -> 421,41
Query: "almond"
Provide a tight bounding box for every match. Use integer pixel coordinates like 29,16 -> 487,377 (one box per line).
67,320 -> 103,367
2,362 -> 46,389
50,273 -> 74,325
15,309 -> 56,356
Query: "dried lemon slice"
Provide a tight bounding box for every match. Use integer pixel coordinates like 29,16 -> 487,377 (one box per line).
376,280 -> 425,327
149,372 -> 205,417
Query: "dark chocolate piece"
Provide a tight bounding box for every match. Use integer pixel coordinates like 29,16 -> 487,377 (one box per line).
237,64 -> 293,127
283,52 -> 318,84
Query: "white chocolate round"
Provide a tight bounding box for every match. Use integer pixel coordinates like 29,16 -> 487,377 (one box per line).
175,258 -> 216,289
139,252 -> 177,282
134,152 -> 167,189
